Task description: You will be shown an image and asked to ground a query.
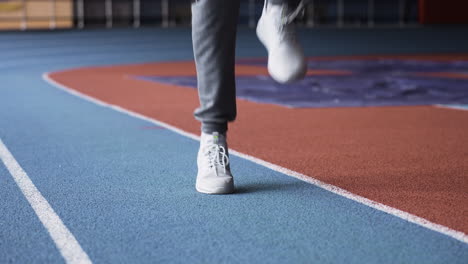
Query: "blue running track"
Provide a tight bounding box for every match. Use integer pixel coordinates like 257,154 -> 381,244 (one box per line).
1,28 -> 468,263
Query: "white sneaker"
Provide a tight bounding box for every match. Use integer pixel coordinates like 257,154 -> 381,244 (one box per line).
196,132 -> 234,194
256,0 -> 307,83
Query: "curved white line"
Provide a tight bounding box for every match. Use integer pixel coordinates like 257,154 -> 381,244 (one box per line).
43,72 -> 468,244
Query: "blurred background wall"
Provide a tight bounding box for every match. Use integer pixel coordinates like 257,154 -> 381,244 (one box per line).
0,0 -> 466,31
0,0 -> 72,30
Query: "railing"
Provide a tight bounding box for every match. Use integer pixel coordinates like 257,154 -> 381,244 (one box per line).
0,0 -> 419,31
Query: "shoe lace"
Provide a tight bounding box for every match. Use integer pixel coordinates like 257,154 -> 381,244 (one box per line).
279,0 -> 306,25
204,143 -> 230,174
273,0 -> 306,42
278,21 -> 296,43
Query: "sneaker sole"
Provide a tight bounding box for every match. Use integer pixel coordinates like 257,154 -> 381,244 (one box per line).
196,184 -> 235,195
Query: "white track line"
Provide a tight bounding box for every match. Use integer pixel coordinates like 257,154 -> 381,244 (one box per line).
43,72 -> 468,244
0,139 -> 92,264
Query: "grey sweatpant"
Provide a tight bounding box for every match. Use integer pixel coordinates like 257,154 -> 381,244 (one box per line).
192,0 -> 300,134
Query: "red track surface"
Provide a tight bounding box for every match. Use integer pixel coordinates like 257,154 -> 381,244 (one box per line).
49,57 -> 468,234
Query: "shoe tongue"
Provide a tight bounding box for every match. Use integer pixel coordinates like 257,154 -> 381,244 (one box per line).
212,132 -> 220,144
201,132 -> 225,145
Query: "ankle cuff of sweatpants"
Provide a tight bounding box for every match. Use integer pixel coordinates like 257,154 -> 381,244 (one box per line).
201,122 -> 228,134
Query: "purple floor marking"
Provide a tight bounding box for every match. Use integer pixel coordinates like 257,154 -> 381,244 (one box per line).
135,59 -> 468,108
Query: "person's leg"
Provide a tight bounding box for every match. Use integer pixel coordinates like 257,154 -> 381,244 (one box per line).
191,0 -> 240,134
191,0 -> 240,194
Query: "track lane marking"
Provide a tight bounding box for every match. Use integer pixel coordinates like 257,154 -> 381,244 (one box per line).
0,138 -> 92,264
43,72 -> 468,244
